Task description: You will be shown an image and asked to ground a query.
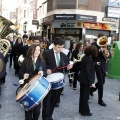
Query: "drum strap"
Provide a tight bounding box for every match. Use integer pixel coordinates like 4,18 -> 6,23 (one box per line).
33,63 -> 36,70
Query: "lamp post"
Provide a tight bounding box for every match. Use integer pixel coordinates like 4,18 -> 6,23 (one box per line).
24,21 -> 27,34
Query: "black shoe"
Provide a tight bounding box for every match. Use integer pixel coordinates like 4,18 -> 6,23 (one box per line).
81,113 -> 92,116
98,101 -> 107,106
50,118 -> 53,120
55,103 -> 59,107
73,88 -> 76,90
90,91 -> 94,97
69,83 -> 72,87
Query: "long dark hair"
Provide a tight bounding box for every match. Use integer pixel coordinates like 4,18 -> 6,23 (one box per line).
26,44 -> 43,61
75,42 -> 83,52
84,45 -> 98,57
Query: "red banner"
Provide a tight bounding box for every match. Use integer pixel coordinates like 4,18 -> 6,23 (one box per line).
83,22 -> 118,30
33,0 -> 37,19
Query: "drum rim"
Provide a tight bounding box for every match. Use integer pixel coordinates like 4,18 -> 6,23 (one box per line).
52,82 -> 65,90
46,73 -> 64,83
16,74 -> 40,101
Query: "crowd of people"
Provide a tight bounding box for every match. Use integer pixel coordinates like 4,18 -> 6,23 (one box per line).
0,33 -> 111,119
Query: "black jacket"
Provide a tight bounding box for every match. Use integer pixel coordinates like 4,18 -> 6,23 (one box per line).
0,52 -> 6,79
71,50 -> 82,71
43,49 -> 69,73
78,55 -> 94,86
19,58 -> 47,87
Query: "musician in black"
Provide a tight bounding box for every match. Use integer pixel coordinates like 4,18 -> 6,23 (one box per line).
13,37 -> 22,75
90,33 -> 109,106
22,36 -> 34,57
78,45 -> 98,116
19,44 -> 47,120
42,38 -> 72,120
68,42 -> 76,86
9,36 -> 16,68
71,42 -> 84,90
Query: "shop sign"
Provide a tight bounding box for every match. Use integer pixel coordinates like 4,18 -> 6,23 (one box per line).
102,17 -> 117,22
43,15 -> 54,23
52,22 -> 82,28
76,15 -> 97,22
54,14 -> 76,20
106,6 -> 120,18
108,0 -> 120,7
33,0 -> 37,19
32,20 -> 39,25
83,22 -> 118,30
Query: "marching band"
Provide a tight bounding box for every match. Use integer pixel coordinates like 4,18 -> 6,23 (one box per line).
0,19 -> 112,119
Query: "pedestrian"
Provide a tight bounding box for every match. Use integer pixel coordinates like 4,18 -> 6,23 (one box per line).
78,45 -> 98,116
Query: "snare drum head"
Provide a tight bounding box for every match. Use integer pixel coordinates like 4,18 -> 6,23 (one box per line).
46,73 -> 64,82
16,75 -> 41,100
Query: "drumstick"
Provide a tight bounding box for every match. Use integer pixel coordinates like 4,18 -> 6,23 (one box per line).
51,67 -> 58,72
19,78 -> 26,84
58,66 -> 68,69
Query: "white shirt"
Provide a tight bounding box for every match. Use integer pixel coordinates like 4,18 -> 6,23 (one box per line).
53,49 -> 60,66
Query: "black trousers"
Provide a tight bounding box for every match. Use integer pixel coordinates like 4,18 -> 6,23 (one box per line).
42,89 -> 60,120
73,71 -> 79,88
90,64 -> 105,103
25,103 -> 41,120
79,83 -> 90,114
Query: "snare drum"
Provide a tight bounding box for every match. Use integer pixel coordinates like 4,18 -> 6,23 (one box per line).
16,74 -> 51,111
46,73 -> 64,90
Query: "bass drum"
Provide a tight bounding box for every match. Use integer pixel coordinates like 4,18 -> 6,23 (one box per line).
16,74 -> 51,111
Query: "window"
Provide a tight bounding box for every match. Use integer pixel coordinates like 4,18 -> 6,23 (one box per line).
24,10 -> 26,18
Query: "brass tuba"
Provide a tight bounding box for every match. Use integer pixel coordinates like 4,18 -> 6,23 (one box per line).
97,36 -> 109,60
97,36 -> 108,47
0,15 -> 14,56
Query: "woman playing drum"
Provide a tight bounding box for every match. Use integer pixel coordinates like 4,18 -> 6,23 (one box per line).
18,44 -> 47,120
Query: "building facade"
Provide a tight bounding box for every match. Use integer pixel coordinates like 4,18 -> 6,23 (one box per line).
36,0 -> 118,42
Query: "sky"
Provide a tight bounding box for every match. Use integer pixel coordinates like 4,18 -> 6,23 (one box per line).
3,0 -> 17,11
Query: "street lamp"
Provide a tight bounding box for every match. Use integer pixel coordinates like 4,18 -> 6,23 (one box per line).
24,21 -> 27,34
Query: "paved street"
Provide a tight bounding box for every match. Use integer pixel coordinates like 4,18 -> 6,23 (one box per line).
0,63 -> 120,120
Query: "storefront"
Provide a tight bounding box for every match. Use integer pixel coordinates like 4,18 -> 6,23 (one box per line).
42,14 -> 97,42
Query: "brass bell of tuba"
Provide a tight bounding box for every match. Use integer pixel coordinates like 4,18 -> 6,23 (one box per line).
97,36 -> 109,60
97,36 -> 108,47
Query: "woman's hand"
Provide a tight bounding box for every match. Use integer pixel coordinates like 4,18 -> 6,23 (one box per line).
67,64 -> 73,70
23,73 -> 29,80
38,71 -> 43,76
90,84 -> 96,88
47,69 -> 52,74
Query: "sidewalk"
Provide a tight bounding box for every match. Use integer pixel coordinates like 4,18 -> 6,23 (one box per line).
0,64 -> 120,120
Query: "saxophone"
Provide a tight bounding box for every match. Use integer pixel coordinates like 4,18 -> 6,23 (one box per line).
73,53 -> 85,63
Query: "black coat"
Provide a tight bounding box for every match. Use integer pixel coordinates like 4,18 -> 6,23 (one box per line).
71,50 -> 82,71
21,45 -> 30,57
91,42 -> 107,73
16,42 -> 25,57
0,52 -> 6,79
19,58 -> 47,87
78,55 -> 94,86
43,49 -> 69,73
